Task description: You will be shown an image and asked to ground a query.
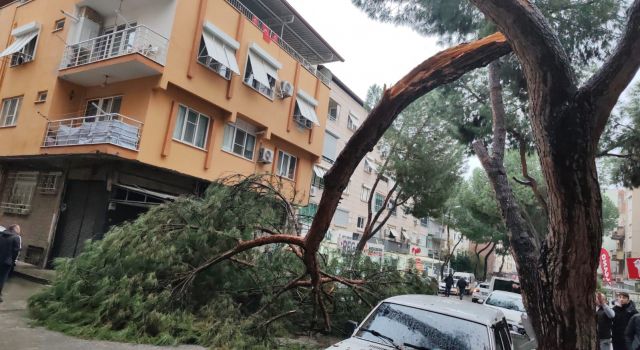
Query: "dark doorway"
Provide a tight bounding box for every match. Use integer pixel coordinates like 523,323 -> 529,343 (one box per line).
106,202 -> 148,230
50,181 -> 108,263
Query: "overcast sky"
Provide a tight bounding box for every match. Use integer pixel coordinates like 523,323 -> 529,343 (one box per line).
286,0 -> 442,101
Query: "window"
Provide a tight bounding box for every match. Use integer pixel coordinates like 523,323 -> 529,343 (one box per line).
0,96 -> 22,127
357,216 -> 365,230
312,166 -> 326,189
84,96 -> 122,118
35,90 -> 47,103
333,208 -> 349,227
244,44 -> 281,99
0,22 -> 39,67
374,193 -> 385,212
355,302 -> 492,349
198,22 -> 240,80
361,185 -> 371,202
222,121 -> 257,160
1,171 -> 37,214
299,203 -> 318,224
364,157 -> 375,174
328,98 -> 340,122
294,90 -> 320,129
53,18 -> 65,32
37,172 -> 61,194
347,114 -> 359,131
277,150 -> 297,180
322,131 -> 339,163
173,105 -> 210,149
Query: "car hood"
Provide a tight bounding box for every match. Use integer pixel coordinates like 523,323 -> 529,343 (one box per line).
327,337 -> 396,350
484,304 -> 523,324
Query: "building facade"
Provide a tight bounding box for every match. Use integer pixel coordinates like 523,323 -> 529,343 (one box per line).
301,75 -> 451,277
0,0 -> 342,267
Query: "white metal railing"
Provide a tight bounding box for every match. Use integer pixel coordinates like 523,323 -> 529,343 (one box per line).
60,25 -> 168,69
224,0 -> 332,85
42,114 -> 143,151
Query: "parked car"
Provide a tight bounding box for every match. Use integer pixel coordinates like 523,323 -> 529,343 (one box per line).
490,276 -> 521,294
472,281 -> 491,303
327,294 -> 514,349
484,291 -> 526,333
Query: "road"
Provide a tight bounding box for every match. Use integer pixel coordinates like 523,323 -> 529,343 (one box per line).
0,276 -> 206,350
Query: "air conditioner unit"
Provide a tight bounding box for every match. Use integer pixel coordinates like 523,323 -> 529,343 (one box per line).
279,80 -> 294,98
258,147 -> 274,163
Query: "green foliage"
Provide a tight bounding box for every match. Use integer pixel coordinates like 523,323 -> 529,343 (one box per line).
600,82 -> 640,187
450,253 -> 473,273
29,176 -> 434,348
366,85 -> 466,219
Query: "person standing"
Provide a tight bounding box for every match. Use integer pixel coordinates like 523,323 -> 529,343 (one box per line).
444,273 -> 454,297
613,292 -> 638,350
456,277 -> 468,300
0,224 -> 21,302
626,312 -> 640,350
597,292 -> 615,350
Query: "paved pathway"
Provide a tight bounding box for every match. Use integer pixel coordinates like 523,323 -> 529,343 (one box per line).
0,277 -> 205,350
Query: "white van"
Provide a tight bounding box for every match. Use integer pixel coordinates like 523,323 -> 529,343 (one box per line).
453,272 -> 476,295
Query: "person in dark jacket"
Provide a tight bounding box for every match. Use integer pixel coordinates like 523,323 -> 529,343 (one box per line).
597,292 -> 615,350
0,224 -> 21,302
456,277 -> 468,300
444,273 -> 454,297
626,312 -> 640,350
614,292 -> 638,350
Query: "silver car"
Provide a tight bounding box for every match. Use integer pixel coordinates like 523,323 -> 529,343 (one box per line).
327,294 -> 513,350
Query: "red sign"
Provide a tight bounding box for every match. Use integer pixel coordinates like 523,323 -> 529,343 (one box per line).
600,249 -> 612,284
627,257 -> 640,280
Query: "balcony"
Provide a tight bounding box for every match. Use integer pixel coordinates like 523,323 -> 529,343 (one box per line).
42,114 -> 142,151
59,25 -> 168,86
384,239 -> 410,254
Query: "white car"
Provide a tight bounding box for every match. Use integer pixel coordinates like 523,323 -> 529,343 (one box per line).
483,291 -> 536,349
328,295 -> 514,350
472,282 -> 491,303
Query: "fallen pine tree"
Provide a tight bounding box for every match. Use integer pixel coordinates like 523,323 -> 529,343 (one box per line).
28,175 -> 434,348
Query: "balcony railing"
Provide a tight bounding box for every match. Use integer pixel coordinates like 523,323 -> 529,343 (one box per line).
224,0 -> 332,85
42,114 -> 143,151
60,25 -> 168,70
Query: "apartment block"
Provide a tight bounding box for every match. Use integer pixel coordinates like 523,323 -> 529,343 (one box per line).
0,0 -> 342,267
301,75 -> 454,277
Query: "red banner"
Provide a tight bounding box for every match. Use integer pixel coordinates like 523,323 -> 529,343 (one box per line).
600,248 -> 613,284
627,257 -> 640,280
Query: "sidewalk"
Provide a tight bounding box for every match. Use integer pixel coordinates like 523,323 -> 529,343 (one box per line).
0,276 -> 206,350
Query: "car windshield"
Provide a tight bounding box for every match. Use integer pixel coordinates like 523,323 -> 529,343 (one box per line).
355,302 -> 491,350
486,294 -> 526,312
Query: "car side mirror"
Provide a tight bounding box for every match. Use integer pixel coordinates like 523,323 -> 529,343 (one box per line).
345,320 -> 358,335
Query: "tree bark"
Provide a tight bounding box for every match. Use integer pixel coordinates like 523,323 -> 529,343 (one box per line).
440,233 -> 463,278
482,241 -> 496,281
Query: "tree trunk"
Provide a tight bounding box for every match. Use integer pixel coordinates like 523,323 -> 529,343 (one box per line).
440,234 -> 463,278
498,253 -> 506,275
482,241 -> 496,281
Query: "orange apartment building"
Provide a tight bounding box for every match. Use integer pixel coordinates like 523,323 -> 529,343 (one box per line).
0,0 -> 342,267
